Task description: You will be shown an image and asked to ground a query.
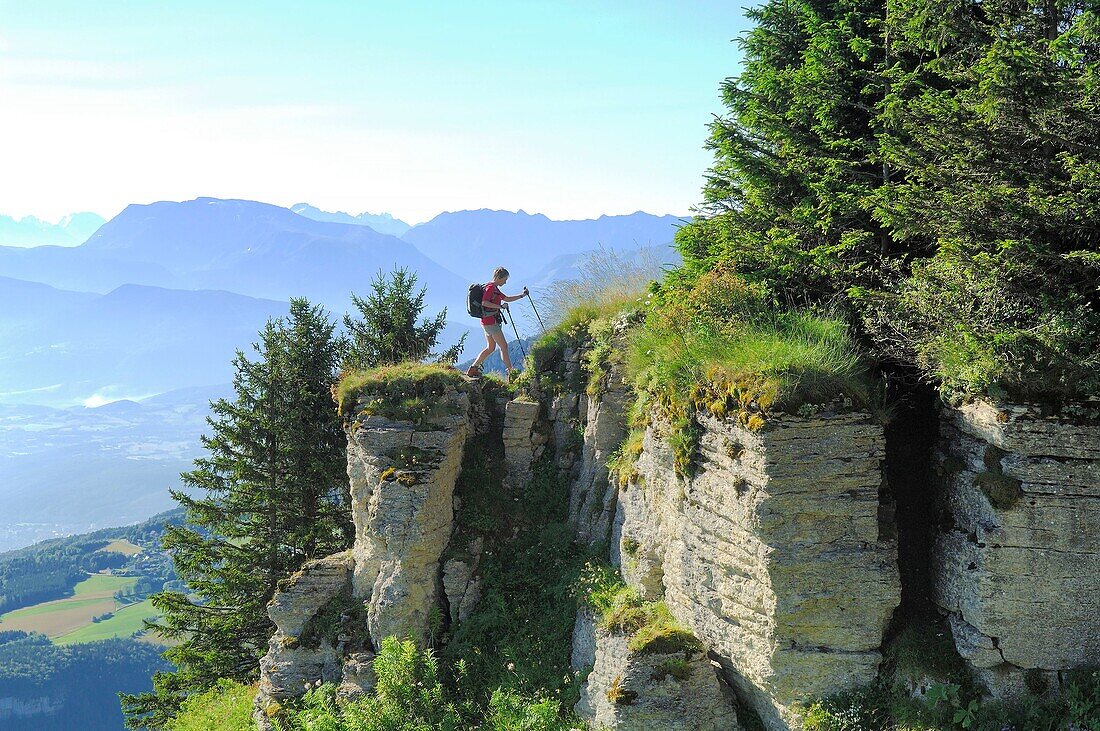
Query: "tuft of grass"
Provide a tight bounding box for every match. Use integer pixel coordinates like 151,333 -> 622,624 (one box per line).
608,429 -> 645,488
624,267 -> 877,472
336,361 -> 465,422
575,563 -> 701,655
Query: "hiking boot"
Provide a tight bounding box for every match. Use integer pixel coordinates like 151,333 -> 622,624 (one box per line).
465,365 -> 482,378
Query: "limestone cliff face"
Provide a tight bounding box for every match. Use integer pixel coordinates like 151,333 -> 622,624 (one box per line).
932,399 -> 1100,697
254,553 -> 358,728
256,378 -> 476,726
613,409 -> 900,730
0,694 -> 64,721
346,391 -> 471,647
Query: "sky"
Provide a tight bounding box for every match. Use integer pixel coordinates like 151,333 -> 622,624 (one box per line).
0,1 -> 751,224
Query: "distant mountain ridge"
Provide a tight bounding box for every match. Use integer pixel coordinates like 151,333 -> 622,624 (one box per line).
0,212 -> 105,247
0,198 -> 464,312
401,208 -> 682,283
291,203 -> 411,237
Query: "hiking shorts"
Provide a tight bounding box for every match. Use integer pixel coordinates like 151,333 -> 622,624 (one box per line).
483,323 -> 503,337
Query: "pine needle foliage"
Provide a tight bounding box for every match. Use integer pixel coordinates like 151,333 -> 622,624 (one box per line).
122,298 -> 353,730
344,267 -> 465,370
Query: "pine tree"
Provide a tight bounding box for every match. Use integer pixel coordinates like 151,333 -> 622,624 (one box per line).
676,0 -> 902,307
343,267 -> 465,369
122,298 -> 352,729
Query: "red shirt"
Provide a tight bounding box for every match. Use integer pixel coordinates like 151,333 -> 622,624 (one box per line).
481,282 -> 504,325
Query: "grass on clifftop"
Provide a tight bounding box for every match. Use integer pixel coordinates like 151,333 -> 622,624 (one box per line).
336,361 -> 466,421
628,265 -> 876,421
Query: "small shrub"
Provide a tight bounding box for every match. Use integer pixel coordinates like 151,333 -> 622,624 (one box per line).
608,429 -> 645,487
652,657 -> 692,681
575,563 -> 702,655
167,679 -> 255,731
606,674 -> 638,706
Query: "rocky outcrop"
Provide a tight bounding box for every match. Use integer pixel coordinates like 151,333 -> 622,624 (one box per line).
254,553 -> 356,728
347,388 -> 471,648
932,399 -> 1100,697
0,695 -> 64,720
442,536 -> 484,625
615,409 -> 900,730
573,611 -> 740,731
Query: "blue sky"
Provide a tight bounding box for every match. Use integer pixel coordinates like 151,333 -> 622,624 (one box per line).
0,1 -> 751,223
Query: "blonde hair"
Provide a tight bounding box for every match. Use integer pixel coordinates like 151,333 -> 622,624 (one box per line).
492,267 -> 509,281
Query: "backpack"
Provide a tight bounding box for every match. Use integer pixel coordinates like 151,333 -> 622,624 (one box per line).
467,283 -> 485,318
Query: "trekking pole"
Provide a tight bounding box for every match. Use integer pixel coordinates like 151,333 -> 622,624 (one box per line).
502,309 -> 527,362
526,289 -> 547,334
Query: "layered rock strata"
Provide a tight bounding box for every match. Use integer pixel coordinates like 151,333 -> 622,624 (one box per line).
572,611 -> 740,730
615,410 -> 900,730
347,388 -> 471,648
932,399 -> 1100,697
570,360 -> 631,545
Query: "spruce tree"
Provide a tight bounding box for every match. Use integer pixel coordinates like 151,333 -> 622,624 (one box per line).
343,267 -> 464,369
122,298 -> 352,729
676,0 -> 901,306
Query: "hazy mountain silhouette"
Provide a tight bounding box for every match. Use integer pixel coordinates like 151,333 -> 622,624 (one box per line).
401,209 -> 682,283
291,203 -> 411,237
0,212 -> 105,247
0,278 -> 289,407
0,198 -> 463,312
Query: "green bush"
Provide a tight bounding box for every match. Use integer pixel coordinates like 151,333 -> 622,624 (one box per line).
804,616 -> 1100,731
864,250 -> 1100,402
166,679 -> 254,731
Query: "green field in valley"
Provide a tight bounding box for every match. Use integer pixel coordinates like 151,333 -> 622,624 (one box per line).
0,574 -> 156,642
55,598 -> 158,645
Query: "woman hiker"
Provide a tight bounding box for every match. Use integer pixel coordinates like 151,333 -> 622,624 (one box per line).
466,266 -> 528,381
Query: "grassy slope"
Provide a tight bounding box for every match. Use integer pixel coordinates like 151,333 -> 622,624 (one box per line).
99,538 -> 143,556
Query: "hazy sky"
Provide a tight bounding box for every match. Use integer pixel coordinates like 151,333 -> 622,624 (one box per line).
0,1 -> 750,224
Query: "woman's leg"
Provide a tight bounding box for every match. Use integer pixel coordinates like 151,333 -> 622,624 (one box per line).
490,329 -> 512,373
471,333 -> 496,370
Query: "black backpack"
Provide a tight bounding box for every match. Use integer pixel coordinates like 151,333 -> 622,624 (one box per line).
467,283 -> 485,318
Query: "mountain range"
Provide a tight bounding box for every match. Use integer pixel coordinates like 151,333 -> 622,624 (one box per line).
0,213 -> 106,248
0,197 -> 678,548
290,203 -> 411,237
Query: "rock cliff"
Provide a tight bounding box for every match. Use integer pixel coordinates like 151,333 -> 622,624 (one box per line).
932,398 -> 1100,697
612,408 -> 900,730
256,357 -> 1099,730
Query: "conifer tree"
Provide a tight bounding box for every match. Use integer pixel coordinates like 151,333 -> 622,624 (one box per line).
343,267 -> 465,369
677,0 -> 901,306
868,0 -> 1100,399
122,298 -> 352,729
